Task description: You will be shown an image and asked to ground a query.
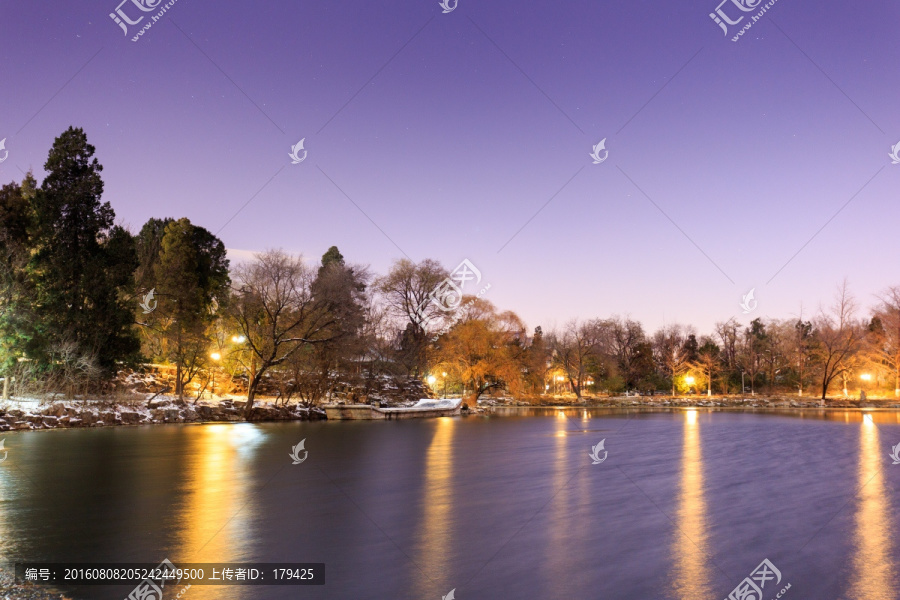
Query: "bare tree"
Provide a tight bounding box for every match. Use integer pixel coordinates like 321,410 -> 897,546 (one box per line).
810,281 -> 865,400
375,258 -> 449,376
548,319 -> 604,400
695,337 -> 721,396
870,286 -> 900,397
607,317 -> 646,390
227,250 -> 339,415
653,324 -> 694,395
714,318 -> 740,375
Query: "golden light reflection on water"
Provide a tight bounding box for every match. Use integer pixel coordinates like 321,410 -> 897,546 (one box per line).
546,412 -> 572,580
847,417 -> 896,599
175,424 -> 260,562
414,417 -> 456,596
671,410 -> 713,599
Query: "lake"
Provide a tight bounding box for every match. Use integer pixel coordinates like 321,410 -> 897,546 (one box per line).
1,408 -> 899,599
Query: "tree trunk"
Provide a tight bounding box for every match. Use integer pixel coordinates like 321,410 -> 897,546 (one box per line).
176,324 -> 183,400
244,368 -> 265,417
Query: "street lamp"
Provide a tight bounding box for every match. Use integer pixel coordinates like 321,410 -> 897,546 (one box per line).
210,352 -> 222,397
232,335 -> 246,343
685,376 -> 695,395
442,372 -> 448,398
860,373 -> 872,400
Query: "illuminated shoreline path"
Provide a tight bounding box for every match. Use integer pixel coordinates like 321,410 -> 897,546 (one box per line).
671,410 -> 713,599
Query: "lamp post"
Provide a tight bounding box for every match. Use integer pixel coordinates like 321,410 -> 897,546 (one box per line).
231,335 -> 248,397
210,352 -> 221,397
442,372 -> 448,398
860,373 -> 872,401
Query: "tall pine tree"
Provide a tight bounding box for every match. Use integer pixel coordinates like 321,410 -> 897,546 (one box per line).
26,127 -> 139,373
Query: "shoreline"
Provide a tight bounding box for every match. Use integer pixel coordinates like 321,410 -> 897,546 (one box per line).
0,567 -> 69,600
2,394 -> 899,435
0,396 -> 325,434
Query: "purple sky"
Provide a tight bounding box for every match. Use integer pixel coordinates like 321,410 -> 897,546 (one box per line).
1,0 -> 898,335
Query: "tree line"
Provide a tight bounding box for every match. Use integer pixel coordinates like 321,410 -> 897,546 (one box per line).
1,128 -> 898,408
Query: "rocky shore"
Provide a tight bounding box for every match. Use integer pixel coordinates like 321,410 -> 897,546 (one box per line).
490,395 -> 900,410
0,397 -> 325,432
0,567 -> 69,600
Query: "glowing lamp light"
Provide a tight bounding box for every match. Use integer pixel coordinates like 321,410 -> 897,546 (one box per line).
860,373 -> 872,381
427,375 -> 436,385
210,352 -> 221,361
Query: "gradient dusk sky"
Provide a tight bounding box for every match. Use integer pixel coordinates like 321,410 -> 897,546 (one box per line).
1,0 -> 898,335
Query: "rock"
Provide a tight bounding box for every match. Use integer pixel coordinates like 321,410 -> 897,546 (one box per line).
6,409 -> 24,418
11,421 -> 31,430
120,411 -> 143,424
43,402 -> 68,417
194,405 -> 218,420
67,418 -> 83,427
81,411 -> 97,425
24,415 -> 43,424
148,398 -> 171,409
41,416 -> 59,427
100,410 -> 121,424
0,423 -> 8,432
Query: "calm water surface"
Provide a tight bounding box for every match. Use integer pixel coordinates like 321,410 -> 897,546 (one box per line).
1,409 -> 899,599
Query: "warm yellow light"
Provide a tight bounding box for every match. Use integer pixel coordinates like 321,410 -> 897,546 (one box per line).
556,376 -> 565,381
861,373 -> 872,381
232,335 -> 246,343
442,372 -> 447,377
685,376 -> 695,385
427,375 -> 436,385
210,352 -> 221,361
